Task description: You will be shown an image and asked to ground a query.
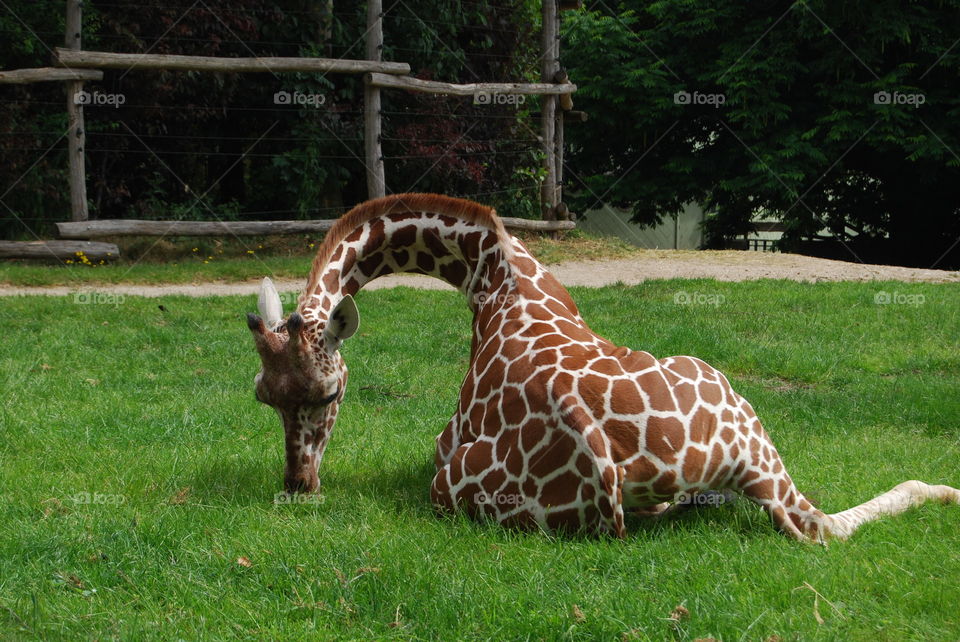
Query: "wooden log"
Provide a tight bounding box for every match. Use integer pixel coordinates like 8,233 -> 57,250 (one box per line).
364,0 -> 386,199
65,0 -> 81,49
0,240 -> 119,261
502,217 -> 574,232
540,0 -> 560,222
556,108 -> 565,194
64,0 -> 88,222
565,110 -> 588,122
56,217 -> 574,239
559,0 -> 583,9
54,47 -> 411,75
366,72 -> 576,96
0,67 -> 102,84
66,78 -> 88,222
553,70 -> 574,110
57,219 -> 337,238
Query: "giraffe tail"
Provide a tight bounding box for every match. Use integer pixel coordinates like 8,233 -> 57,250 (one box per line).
820,480 -> 960,541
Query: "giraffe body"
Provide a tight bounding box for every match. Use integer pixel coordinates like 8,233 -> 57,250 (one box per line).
248,194 -> 960,543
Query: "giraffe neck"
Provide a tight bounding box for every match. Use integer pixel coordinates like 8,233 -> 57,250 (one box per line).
299,211 -> 513,326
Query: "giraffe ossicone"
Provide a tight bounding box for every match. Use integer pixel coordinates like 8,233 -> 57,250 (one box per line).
247,193 -> 960,542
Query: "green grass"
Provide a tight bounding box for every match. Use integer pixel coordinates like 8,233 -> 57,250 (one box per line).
0,230 -> 638,287
1,280 -> 958,640
0,253 -> 316,287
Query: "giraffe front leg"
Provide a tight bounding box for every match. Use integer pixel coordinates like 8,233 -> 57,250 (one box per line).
433,417 -> 459,471
533,462 -> 626,538
632,502 -> 672,518
429,442 -> 541,530
431,439 -> 628,538
736,464 -> 829,543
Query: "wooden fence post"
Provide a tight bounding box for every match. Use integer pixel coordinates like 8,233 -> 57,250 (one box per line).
364,0 -> 386,199
540,0 -> 559,221
65,0 -> 88,221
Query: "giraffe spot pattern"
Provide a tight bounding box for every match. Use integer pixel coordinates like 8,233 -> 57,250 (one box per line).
268,196 -> 945,543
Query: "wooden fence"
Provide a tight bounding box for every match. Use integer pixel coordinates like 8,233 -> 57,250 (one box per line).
0,0 -> 580,259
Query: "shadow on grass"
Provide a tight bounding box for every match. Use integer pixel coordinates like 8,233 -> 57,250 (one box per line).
625,499 -> 766,539
185,455 -> 281,506
183,451 -> 780,542
324,458 -> 436,514
184,450 -> 436,515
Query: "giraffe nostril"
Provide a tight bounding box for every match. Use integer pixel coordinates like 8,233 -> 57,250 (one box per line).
285,477 -> 307,494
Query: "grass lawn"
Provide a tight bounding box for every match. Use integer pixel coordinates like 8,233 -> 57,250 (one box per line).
1,280 -> 958,639
0,230 -> 638,287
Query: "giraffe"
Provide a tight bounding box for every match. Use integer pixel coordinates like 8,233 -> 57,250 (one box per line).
247,193 -> 960,543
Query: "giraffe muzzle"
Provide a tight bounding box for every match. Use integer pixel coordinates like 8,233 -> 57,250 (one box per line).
285,472 -> 320,494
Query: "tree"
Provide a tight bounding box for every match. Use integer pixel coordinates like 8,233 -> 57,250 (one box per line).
562,0 -> 960,268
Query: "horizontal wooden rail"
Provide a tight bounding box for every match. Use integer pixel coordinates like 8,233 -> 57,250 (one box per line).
502,217 -> 575,232
54,47 -> 411,75
57,217 -> 575,239
57,219 -> 334,238
0,67 -> 103,84
366,72 -> 576,96
0,240 -> 119,260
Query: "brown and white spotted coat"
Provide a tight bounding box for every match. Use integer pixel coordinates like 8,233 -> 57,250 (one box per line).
247,193 -> 959,542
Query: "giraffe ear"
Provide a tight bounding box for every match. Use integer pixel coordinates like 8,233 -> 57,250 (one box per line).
257,277 -> 283,330
323,295 -> 359,345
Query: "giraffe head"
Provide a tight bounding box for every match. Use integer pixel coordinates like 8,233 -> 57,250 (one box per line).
247,277 -> 359,494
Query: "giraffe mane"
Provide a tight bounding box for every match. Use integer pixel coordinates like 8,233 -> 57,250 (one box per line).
298,193 -> 515,311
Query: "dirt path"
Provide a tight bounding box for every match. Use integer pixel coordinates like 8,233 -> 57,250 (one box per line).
1,250 -> 956,297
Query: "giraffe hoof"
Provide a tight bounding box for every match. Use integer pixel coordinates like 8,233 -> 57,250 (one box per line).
632,502 -> 672,518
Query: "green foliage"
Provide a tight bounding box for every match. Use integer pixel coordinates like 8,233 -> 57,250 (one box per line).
0,2 -> 70,239
562,1 -> 960,267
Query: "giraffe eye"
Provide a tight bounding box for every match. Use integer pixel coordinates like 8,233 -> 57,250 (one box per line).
318,385 -> 340,406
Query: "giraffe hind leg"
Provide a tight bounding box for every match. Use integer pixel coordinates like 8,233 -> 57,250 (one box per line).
736,470 -> 831,543
739,467 -> 960,543
822,480 -> 960,541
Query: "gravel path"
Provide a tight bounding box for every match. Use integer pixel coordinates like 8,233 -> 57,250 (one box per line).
1,250 -> 956,297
